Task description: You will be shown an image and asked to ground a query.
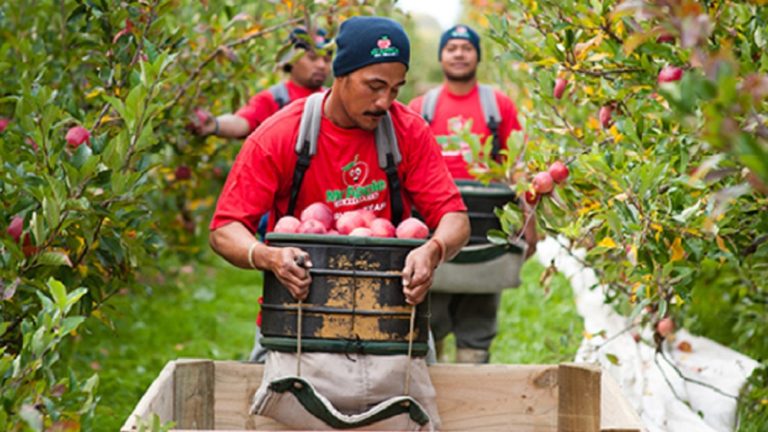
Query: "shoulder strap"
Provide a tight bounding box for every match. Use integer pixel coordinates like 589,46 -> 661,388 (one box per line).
286,92 -> 324,217
420,87 -> 442,124
478,84 -> 502,159
269,82 -> 291,109
287,93 -> 404,224
375,114 -> 404,226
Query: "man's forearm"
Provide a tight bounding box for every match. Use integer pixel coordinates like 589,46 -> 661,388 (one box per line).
209,221 -> 275,270
431,211 -> 470,262
215,114 -> 252,139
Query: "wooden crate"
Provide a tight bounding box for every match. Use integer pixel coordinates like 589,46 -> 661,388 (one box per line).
121,359 -> 642,432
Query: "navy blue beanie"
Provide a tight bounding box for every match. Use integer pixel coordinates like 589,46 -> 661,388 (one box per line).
439,24 -> 481,61
333,16 -> 410,77
290,27 -> 331,50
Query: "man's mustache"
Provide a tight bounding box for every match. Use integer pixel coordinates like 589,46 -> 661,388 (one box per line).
364,110 -> 386,117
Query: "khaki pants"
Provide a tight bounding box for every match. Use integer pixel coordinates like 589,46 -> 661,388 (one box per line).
252,351 -> 440,431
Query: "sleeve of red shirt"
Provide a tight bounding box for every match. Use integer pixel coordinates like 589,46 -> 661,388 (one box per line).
209,120 -> 291,233
406,95 -> 424,115
235,90 -> 280,132
494,90 -> 523,148
394,104 -> 467,229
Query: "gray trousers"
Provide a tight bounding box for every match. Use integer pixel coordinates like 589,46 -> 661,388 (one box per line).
429,292 -> 500,351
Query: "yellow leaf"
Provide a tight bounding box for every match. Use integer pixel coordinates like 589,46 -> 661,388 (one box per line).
99,115 -> 114,125
86,88 -> 104,99
598,237 -> 618,249
586,53 -> 610,62
623,32 -> 651,55
716,235 -> 728,253
670,237 -> 685,262
587,116 -> 601,130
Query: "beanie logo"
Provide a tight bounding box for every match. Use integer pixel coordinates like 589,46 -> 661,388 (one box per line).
450,26 -> 471,39
371,36 -> 400,58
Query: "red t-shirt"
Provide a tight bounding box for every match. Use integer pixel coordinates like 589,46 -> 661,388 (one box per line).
211,94 -> 467,233
235,80 -> 322,132
408,85 -> 522,179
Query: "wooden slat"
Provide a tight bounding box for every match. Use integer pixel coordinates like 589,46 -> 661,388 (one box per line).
213,361 -> 290,430
600,373 -> 643,432
174,359 -> 215,429
121,361 -> 176,431
431,363 -> 559,431
558,363 -> 601,432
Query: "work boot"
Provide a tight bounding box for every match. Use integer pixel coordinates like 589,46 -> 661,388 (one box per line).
455,348 -> 490,364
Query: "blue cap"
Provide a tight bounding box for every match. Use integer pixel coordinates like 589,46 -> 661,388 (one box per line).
332,16 -> 410,77
290,27 -> 331,50
439,24 -> 481,61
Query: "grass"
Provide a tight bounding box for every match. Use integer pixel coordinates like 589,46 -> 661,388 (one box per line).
62,254 -> 582,430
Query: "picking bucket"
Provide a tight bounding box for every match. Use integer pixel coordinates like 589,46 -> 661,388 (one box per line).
260,233 -> 429,356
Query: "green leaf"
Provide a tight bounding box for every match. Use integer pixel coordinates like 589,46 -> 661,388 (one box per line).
605,353 -> 621,366
48,278 -> 68,309
60,316 -> 86,335
38,251 -> 73,268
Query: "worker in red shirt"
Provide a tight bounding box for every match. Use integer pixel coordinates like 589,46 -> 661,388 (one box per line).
409,24 -> 537,364
190,27 -> 332,138
209,17 -> 469,429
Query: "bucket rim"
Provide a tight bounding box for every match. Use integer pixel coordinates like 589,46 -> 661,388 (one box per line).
266,233 -> 427,246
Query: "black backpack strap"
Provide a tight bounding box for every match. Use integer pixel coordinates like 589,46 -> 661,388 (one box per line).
269,82 -> 291,109
374,113 -> 404,226
420,87 -> 442,124
478,84 -> 502,160
286,92 -> 324,217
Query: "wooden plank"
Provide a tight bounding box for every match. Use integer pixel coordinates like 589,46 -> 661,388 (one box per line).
121,361 -> 176,431
210,362 -> 559,431
600,373 -> 643,432
431,363 -> 559,432
558,363 -> 601,432
213,361 -> 291,430
174,359 -> 215,429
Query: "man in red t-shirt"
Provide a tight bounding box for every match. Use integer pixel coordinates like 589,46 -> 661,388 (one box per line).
209,17 -> 469,427
190,27 -> 332,138
408,24 -> 537,364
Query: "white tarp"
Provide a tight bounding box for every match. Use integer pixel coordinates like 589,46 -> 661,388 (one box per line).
536,236 -> 760,432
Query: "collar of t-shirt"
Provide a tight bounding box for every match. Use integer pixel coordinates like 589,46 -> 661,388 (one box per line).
285,79 -> 322,102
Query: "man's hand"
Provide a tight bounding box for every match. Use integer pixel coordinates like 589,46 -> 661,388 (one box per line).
187,108 -> 217,136
269,247 -> 313,301
401,240 -> 441,305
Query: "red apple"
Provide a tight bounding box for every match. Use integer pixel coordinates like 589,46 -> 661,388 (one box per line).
300,202 -> 334,230
327,229 -> 340,236
66,126 -> 91,149
548,161 -> 569,184
297,219 -> 326,234
194,108 -> 211,125
0,117 -> 9,133
553,78 -> 568,100
359,209 -> 377,227
524,190 -> 539,205
349,227 -> 373,237
175,165 -> 192,181
656,317 -> 675,337
658,66 -> 683,84
395,218 -> 429,239
274,216 -> 301,234
656,33 -> 675,44
6,216 -> 23,243
599,106 -> 612,129
336,211 -> 367,235
369,218 -> 396,238
532,172 -> 554,194
25,137 -> 38,152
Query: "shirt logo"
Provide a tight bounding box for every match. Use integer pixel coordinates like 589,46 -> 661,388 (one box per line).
371,36 -> 400,58
342,154 -> 369,187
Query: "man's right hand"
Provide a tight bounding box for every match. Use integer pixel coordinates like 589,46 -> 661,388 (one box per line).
187,108 -> 216,136
269,247 -> 313,301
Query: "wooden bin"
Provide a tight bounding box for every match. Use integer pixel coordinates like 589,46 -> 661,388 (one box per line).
121,359 -> 642,432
